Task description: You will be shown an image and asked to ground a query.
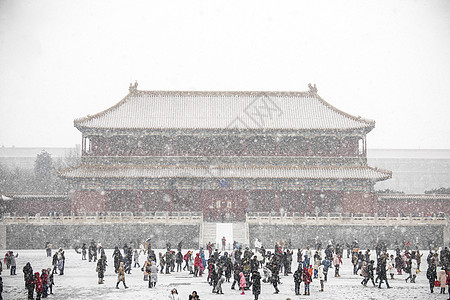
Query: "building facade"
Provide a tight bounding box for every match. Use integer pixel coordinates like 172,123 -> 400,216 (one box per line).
59,83 -> 391,221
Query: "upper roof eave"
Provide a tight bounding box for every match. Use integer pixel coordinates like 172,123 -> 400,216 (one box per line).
74,88 -> 376,131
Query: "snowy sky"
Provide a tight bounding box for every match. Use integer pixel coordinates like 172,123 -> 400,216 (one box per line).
0,0 -> 449,149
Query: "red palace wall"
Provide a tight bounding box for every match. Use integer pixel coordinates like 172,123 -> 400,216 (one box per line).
341,192 -> 378,214
71,191 -> 109,213
69,189 -> 381,220
378,199 -> 450,216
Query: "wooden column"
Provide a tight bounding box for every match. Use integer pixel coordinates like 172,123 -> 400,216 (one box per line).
307,137 -> 312,156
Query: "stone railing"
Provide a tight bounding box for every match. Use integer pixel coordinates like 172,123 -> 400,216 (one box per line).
246,212 -> 448,226
1,211 -> 203,224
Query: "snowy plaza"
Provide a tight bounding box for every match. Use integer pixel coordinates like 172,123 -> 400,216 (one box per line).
1,1 -> 450,300
1,248 -> 448,300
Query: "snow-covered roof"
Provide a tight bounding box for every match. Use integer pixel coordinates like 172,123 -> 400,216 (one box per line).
378,194 -> 450,200
74,89 -> 375,131
59,165 -> 391,181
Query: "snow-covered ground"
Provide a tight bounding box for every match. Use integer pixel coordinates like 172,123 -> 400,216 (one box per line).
1,248 -> 447,300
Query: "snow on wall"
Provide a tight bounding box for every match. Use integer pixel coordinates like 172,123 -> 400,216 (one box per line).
6,223 -> 200,249
249,224 -> 444,249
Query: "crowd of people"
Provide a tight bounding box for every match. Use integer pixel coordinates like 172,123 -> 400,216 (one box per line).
1,238 -> 449,299
4,246 -> 63,300
88,238 -> 450,299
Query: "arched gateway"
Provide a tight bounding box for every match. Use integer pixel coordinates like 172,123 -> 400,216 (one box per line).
59,84 -> 391,223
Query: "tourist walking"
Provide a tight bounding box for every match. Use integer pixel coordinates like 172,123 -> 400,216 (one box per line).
251,270 -> 261,300
112,247 -> 122,274
427,263 -> 437,293
116,262 -> 128,289
438,267 -> 448,294
318,264 -> 324,292
34,272 -> 43,300
57,249 -> 65,275
239,271 -> 246,295
133,249 -> 140,268
23,263 -> 34,299
96,257 -> 106,284
9,251 -> 18,275
303,267 -> 311,295
47,268 -> 54,295
150,261 -> 158,288
45,242 -> 52,257
333,253 -> 342,277
41,269 -> 49,298
81,243 -> 87,260
143,259 -> 151,286
293,265 -> 303,295
378,256 -> 390,289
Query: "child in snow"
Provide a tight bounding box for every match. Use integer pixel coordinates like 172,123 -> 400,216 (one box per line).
239,271 -> 246,294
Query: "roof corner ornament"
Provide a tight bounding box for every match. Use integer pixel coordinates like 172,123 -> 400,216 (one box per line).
129,81 -> 139,93
308,83 -> 318,94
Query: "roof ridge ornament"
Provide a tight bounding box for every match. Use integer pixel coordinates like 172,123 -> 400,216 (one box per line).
308,83 -> 318,94
129,81 -> 139,93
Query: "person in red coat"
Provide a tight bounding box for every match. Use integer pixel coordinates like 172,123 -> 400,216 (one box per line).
34,272 -> 43,300
239,271 -> 247,295
303,267 -> 311,295
41,269 -> 49,298
194,253 -> 202,277
183,251 -> 191,272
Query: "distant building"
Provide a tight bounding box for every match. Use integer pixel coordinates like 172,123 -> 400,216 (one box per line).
0,146 -> 81,170
59,84 -> 391,221
368,149 -> 450,194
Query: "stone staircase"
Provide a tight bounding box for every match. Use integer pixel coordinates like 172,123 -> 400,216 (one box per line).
201,222 -> 249,249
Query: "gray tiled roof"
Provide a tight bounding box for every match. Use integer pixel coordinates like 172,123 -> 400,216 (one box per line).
59,165 -> 391,181
74,90 -> 375,131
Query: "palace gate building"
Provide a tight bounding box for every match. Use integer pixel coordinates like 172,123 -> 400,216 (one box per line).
59,83 -> 392,222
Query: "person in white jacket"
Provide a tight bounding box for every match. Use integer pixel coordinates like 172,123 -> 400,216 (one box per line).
388,255 -> 396,280
318,264 -> 324,292
168,288 -> 182,300
410,258 -> 418,283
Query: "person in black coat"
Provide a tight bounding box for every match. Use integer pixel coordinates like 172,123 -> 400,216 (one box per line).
96,257 -> 106,284
188,290 -> 200,300
251,270 -> 261,300
364,260 -> 376,287
231,263 -> 241,289
52,253 -> 58,274
23,262 -> 33,288
175,251 -> 183,272
270,262 -> 280,294
112,247 -> 122,274
224,257 -> 233,282
250,256 -> 259,273
426,264 -> 437,293
81,243 -> 87,260
377,257 -> 390,289
23,263 -> 35,300
293,265 -> 303,295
